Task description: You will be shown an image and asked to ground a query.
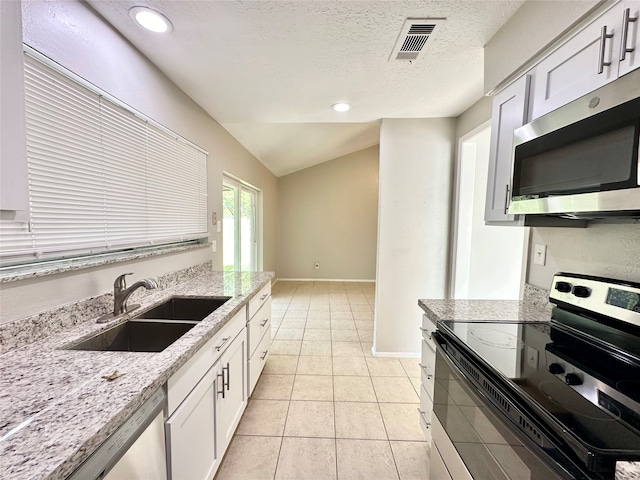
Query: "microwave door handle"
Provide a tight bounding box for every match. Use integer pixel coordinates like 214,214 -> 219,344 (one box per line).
598,25 -> 614,74
621,8 -> 638,61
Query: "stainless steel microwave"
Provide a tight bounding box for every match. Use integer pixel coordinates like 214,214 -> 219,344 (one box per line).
508,69 -> 640,219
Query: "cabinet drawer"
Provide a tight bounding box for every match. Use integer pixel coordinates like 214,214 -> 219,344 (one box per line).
421,314 -> 437,350
248,297 -> 271,358
248,283 -> 271,319
420,384 -> 433,443
248,328 -> 270,396
168,306 -> 246,415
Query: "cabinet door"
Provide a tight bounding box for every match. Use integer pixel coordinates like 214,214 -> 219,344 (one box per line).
216,331 -> 247,456
165,368 -> 219,480
531,3 -> 623,119
619,0 -> 640,76
484,75 -> 529,223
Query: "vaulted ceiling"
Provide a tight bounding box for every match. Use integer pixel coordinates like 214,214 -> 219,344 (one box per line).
88,0 -> 526,176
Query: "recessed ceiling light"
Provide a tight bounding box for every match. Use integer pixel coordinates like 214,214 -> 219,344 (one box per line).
331,103 -> 352,112
129,6 -> 173,33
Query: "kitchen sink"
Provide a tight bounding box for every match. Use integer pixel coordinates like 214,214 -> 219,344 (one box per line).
133,296 -> 231,321
67,320 -> 197,352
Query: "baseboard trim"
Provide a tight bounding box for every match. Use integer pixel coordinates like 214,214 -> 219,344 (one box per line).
370,346 -> 420,358
271,278 -> 279,286
277,278 -> 375,283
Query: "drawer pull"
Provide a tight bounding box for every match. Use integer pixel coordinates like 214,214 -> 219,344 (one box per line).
260,350 -> 269,360
260,293 -> 268,301
418,363 -> 433,379
260,318 -> 269,327
419,327 -> 432,340
215,336 -> 231,351
417,409 -> 431,428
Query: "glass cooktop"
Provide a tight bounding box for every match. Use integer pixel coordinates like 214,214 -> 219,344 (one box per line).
439,318 -> 640,453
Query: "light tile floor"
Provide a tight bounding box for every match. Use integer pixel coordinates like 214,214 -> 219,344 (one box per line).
215,281 -> 430,480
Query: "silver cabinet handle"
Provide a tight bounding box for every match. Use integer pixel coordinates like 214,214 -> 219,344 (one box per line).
417,408 -> 431,428
260,318 -> 269,327
260,293 -> 268,301
215,336 -> 231,351
217,371 -> 225,398
598,25 -> 614,74
504,184 -> 510,215
621,8 -> 638,61
260,350 -> 269,360
418,363 -> 433,379
224,362 -> 230,391
419,327 -> 432,340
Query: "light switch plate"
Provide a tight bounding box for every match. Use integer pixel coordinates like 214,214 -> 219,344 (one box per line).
212,240 -> 217,253
534,244 -> 547,266
216,221 -> 221,233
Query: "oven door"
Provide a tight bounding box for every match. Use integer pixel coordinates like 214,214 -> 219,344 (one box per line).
432,332 -> 596,480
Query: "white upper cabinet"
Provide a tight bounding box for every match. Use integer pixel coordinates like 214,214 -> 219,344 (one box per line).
619,1 -> 640,76
532,1 -> 640,120
532,2 -> 624,120
485,75 -> 530,223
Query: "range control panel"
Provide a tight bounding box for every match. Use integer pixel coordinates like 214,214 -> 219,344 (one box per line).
549,273 -> 640,328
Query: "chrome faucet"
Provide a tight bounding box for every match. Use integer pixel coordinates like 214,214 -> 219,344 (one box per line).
113,273 -> 158,315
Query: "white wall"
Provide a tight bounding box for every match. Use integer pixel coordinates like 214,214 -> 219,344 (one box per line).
277,146 -> 379,280
0,0 -> 277,323
374,118 -> 456,356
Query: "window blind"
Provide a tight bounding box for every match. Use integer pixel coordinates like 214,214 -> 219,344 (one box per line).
0,50 -> 208,265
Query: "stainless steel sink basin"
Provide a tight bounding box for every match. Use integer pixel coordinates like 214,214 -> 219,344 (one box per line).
67,320 -> 197,352
133,296 -> 231,321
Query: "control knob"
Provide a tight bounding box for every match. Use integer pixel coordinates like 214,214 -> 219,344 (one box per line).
548,363 -> 564,375
565,373 -> 583,386
555,282 -> 572,293
572,286 -> 591,298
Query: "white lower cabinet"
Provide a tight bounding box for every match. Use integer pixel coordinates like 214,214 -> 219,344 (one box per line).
165,367 -> 219,480
430,443 -> 453,480
215,331 -> 247,456
165,307 -> 248,480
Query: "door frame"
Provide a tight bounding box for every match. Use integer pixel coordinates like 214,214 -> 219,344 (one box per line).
222,172 -> 262,271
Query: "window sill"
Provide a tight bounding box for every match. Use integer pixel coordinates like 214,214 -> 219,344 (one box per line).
0,242 -> 210,284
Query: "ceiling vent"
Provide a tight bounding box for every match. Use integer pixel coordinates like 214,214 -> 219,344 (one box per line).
389,18 -> 446,62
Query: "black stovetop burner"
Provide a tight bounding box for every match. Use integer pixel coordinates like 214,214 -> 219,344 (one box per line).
437,272 -> 640,478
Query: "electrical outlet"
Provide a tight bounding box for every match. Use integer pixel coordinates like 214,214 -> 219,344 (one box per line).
314,261 -> 320,269
534,244 -> 547,266
526,346 -> 539,369
212,240 -> 217,253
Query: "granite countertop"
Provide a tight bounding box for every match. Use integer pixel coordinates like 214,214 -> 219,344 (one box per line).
418,298 -> 640,480
418,299 -> 553,324
0,268 -> 273,480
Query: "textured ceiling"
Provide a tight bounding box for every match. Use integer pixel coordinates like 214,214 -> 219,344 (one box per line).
88,0 -> 526,176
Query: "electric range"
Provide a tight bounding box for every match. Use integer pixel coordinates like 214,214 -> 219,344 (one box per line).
432,272 -> 640,479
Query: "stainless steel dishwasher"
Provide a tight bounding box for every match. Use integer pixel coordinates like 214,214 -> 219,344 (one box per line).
67,388 -> 167,480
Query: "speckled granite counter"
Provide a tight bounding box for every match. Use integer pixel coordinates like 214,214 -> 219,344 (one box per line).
0,267 -> 273,480
418,297 -> 640,480
418,299 -> 553,324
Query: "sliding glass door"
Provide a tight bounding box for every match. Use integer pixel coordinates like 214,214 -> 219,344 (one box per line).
222,176 -> 259,272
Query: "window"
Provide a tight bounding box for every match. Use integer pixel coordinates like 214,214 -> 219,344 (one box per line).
222,176 -> 259,272
0,48 -> 208,266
